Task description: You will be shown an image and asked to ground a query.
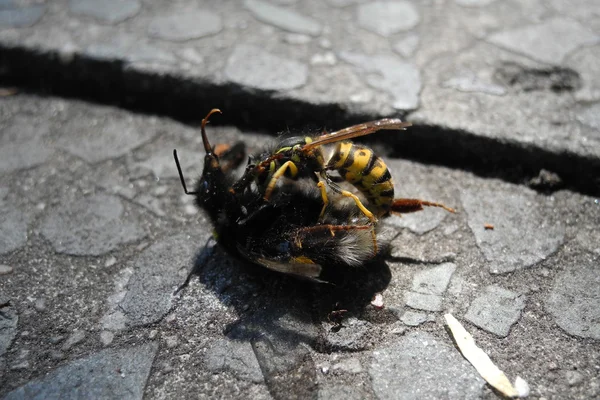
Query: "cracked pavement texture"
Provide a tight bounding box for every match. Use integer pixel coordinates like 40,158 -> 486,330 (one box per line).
0,1 -> 599,399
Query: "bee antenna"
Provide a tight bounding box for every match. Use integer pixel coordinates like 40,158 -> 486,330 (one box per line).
201,108 -> 222,154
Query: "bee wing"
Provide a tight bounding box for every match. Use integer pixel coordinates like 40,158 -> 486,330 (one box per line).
256,258 -> 325,282
235,243 -> 326,282
302,118 -> 412,151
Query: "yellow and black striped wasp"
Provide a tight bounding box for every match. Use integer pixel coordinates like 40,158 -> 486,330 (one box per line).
173,109 -> 384,283
231,117 -> 455,234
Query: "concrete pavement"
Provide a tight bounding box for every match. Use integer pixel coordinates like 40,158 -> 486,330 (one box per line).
0,1 -> 599,399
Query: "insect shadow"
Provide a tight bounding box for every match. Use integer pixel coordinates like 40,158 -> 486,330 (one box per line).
186,240 -> 392,340
183,243 -> 392,398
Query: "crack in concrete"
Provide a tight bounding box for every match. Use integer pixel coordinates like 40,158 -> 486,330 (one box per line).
1,44 -> 598,197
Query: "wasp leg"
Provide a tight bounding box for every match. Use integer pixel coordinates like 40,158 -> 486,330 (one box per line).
390,198 -> 456,214
173,149 -> 198,195
319,173 -> 379,255
321,172 -> 376,223
317,181 -> 330,220
264,160 -> 299,200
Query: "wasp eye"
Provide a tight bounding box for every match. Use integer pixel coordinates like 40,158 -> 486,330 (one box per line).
277,241 -> 291,253
200,180 -> 209,193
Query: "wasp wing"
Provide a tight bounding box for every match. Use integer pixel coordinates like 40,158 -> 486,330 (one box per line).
302,118 -> 412,151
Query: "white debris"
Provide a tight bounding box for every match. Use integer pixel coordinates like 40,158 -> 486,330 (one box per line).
371,292 -> 384,309
444,313 -> 522,398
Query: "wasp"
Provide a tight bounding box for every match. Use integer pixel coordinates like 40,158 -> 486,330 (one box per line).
173,109 -> 385,283
230,117 -> 455,241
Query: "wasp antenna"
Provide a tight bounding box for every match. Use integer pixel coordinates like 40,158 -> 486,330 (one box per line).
173,149 -> 198,195
201,108 -> 222,154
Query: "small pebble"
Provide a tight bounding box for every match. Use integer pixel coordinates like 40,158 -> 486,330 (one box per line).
104,256 -> 117,267
62,330 -> 86,351
50,350 -> 66,360
49,335 -> 65,345
371,292 -> 384,309
566,370 -> 584,386
0,264 -> 14,275
162,362 -> 174,374
100,330 -> 114,346
514,376 -> 530,397
34,298 -> 46,311
184,204 -> 198,215
11,361 -> 30,370
153,185 -> 169,196
165,335 -> 179,348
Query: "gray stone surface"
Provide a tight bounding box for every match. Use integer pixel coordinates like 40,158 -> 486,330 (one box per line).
393,33 -> 419,58
0,4 -> 45,28
56,111 -> 157,164
205,339 -> 263,383
4,343 -> 158,400
114,234 -> 204,328
400,310 -> 432,326
39,194 -> 145,256
61,330 -> 86,351
86,35 -> 178,65
148,9 -> 222,42
488,18 -> 599,64
0,1 -> 599,397
323,317 -> 373,351
370,331 -> 484,400
404,263 -> 455,313
69,0 -> 141,24
331,358 -> 363,374
357,1 -> 419,37
461,186 -> 565,274
404,291 -> 443,312
546,258 -> 600,339
577,103 -> 600,130
455,0 -> 498,6
318,384 -> 370,400
0,116 -> 53,175
0,264 -> 13,275
411,263 -> 456,295
0,205 -> 28,255
0,304 -> 18,357
245,0 -> 322,36
225,44 -> 308,91
464,285 -> 527,337
338,52 -> 421,110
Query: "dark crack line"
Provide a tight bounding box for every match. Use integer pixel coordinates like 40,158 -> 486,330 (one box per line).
1,44 -> 598,197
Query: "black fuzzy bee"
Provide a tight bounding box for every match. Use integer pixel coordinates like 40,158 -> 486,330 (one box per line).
174,109 -> 383,283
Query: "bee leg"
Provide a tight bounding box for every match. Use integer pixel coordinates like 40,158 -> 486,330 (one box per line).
299,224 -> 378,257
264,161 -> 299,200
317,181 -> 329,220
390,198 -> 456,214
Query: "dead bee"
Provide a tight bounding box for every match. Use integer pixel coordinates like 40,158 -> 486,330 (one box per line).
231,118 -> 455,225
173,109 -> 385,283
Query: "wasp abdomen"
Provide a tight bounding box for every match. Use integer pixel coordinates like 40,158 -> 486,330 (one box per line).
327,142 -> 395,214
